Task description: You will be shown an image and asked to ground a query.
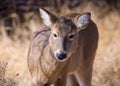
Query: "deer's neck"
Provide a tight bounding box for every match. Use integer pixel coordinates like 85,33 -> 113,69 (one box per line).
40,44 -> 60,78
39,44 -> 69,84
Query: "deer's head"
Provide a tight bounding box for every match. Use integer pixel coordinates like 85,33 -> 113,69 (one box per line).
39,8 -> 91,62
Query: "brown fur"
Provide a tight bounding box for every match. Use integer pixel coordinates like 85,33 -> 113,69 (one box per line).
28,9 -> 98,86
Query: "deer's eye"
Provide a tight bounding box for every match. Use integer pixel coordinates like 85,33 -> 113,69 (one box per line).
68,34 -> 75,40
53,33 -> 58,38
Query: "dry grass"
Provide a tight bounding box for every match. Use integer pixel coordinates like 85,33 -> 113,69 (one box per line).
0,37 -> 31,86
0,4 -> 120,86
92,11 -> 120,86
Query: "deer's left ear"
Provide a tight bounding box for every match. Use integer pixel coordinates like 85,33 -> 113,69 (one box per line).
75,12 -> 91,32
39,8 -> 58,27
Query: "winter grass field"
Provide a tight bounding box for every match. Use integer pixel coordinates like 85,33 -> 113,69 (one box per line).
0,4 -> 120,86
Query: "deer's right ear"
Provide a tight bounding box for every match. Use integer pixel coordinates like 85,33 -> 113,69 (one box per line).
39,8 -> 58,27
75,12 -> 91,32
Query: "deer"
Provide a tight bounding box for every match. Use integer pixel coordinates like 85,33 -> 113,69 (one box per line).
27,8 -> 99,86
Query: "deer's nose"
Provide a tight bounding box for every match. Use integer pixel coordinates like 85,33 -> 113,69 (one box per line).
56,52 -> 67,60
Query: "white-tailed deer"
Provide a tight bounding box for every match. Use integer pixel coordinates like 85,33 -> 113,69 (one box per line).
28,8 -> 98,86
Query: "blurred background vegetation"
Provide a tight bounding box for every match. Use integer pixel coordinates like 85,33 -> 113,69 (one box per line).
0,0 -> 120,86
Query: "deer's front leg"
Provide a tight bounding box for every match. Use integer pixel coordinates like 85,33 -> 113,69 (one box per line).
74,67 -> 93,86
31,76 -> 49,86
66,74 -> 79,86
54,75 -> 67,86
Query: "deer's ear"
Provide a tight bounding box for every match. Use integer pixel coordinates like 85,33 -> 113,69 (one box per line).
75,12 -> 91,32
39,8 -> 58,27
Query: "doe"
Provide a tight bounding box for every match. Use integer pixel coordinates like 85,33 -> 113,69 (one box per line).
28,8 -> 99,86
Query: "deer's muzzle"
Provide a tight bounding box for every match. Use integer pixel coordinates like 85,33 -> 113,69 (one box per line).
56,50 -> 67,61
